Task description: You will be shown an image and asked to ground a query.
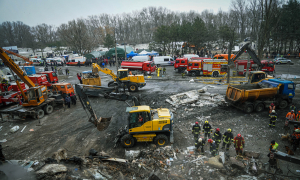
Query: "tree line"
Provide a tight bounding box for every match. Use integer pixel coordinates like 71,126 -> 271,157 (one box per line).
0,0 -> 299,58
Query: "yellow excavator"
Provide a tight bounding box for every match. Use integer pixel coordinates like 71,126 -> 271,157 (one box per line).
0,48 -> 55,119
87,63 -> 146,92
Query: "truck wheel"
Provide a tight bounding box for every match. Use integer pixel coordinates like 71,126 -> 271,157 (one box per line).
255,103 -> 264,112
120,134 -> 135,148
128,84 -> 138,92
279,100 -> 288,109
244,104 -> 254,113
108,81 -> 115,87
213,71 -> 219,77
36,109 -> 45,119
44,105 -> 53,114
154,134 -> 168,147
191,72 -> 196,77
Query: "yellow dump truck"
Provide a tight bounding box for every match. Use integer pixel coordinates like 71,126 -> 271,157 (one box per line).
225,79 -> 296,113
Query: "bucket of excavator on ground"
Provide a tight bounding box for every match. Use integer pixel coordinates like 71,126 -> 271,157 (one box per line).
96,117 -> 112,131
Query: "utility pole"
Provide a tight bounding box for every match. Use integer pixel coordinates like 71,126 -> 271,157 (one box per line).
115,39 -> 118,70
124,44 -> 126,61
246,50 -> 250,78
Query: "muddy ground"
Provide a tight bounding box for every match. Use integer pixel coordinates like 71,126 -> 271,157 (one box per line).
1,58 -> 300,179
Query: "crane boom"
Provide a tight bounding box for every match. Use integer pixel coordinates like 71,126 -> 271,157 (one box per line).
232,43 -> 262,70
0,48 -> 36,87
2,48 -> 33,65
92,63 -> 118,81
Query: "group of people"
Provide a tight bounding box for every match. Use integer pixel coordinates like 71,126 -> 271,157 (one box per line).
64,92 -> 77,108
192,121 -> 245,156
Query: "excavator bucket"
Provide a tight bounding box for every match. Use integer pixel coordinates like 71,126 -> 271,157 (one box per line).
96,117 -> 112,131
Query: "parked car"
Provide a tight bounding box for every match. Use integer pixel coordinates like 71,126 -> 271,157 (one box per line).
273,57 -> 292,64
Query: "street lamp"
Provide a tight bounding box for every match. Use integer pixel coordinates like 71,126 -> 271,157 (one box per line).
115,39 -> 118,70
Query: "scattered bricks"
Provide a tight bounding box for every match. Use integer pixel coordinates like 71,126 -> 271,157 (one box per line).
243,151 -> 260,159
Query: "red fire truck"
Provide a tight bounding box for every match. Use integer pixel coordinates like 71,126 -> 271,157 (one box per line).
186,59 -> 228,77
37,71 -> 58,84
174,57 -> 210,73
235,60 -> 275,76
121,61 -> 156,74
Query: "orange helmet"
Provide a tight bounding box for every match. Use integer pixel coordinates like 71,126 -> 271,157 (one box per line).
195,122 -> 199,125
216,128 -> 220,132
208,139 -> 213,143
237,134 -> 242,137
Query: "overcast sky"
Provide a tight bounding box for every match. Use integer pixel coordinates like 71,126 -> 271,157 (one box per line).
0,0 -> 231,27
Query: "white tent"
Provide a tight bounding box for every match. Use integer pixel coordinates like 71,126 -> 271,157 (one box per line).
139,50 -> 149,55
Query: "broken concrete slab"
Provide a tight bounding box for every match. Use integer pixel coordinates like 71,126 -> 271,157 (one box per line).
229,157 -> 245,169
36,164 -> 67,174
125,150 -> 140,159
243,151 -> 260,159
207,155 -> 224,169
52,149 -> 67,163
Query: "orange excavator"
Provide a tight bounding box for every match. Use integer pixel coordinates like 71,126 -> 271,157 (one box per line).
2,48 -> 33,65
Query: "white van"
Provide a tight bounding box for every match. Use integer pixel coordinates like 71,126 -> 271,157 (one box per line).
183,54 -> 199,60
153,56 -> 174,66
132,56 -> 150,62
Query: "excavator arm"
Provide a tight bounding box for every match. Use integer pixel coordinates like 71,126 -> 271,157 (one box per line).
232,43 -> 262,70
92,63 -> 118,81
75,84 -> 140,131
0,48 -> 36,87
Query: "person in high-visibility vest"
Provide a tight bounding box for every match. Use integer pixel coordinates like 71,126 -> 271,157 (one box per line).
286,110 -> 296,121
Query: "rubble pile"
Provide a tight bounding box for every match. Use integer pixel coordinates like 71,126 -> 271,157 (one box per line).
166,87 -> 225,108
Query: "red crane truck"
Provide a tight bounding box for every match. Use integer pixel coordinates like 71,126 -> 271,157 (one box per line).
120,61 -> 156,74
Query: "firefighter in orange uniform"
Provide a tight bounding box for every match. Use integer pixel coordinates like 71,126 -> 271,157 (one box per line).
269,103 -> 276,114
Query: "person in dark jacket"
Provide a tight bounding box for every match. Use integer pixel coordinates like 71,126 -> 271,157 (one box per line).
77,61 -> 81,68
65,95 -> 71,108
222,128 -> 234,151
202,121 -> 213,139
208,139 -> 216,156
70,92 -> 77,105
0,143 -> 5,161
195,138 -> 205,155
269,110 -> 277,127
213,128 -> 222,151
192,122 -> 201,143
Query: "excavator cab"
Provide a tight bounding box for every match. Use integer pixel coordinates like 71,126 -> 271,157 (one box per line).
118,69 -> 128,80
248,71 -> 273,84
23,87 -> 45,106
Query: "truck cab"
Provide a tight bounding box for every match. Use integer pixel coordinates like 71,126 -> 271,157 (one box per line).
267,79 -> 295,99
174,58 -> 188,72
37,71 -> 58,84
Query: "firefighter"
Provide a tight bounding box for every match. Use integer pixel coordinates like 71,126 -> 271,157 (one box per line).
1,78 -> 9,91
269,110 -> 277,127
286,110 -> 296,121
192,122 -> 201,143
212,128 -> 222,151
222,128 -> 234,151
291,129 -> 300,151
290,104 -> 297,113
269,103 -> 276,114
202,121 -> 213,139
234,134 -> 245,156
195,137 -> 205,155
208,139 -> 216,156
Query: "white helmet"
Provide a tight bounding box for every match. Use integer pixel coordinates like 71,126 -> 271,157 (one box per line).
198,138 -> 202,143
272,110 -> 275,113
